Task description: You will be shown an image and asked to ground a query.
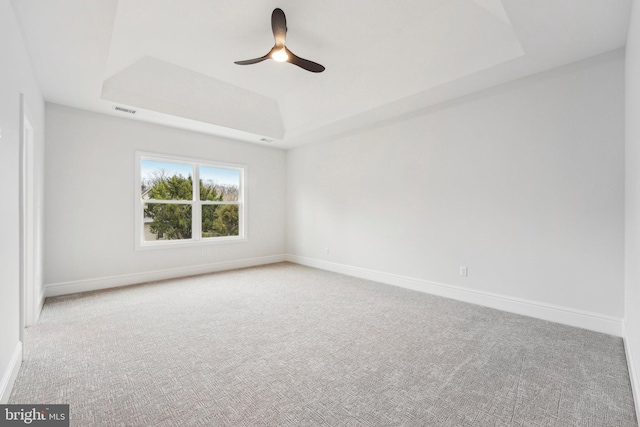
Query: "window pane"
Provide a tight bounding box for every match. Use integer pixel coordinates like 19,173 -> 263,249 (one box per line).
200,166 -> 240,202
202,205 -> 239,237
141,159 -> 193,200
143,203 -> 192,241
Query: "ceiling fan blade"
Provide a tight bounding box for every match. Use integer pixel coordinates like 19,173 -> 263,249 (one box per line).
285,47 -> 325,73
234,52 -> 272,65
272,8 -> 287,46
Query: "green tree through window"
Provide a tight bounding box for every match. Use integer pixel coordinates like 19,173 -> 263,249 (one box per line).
144,174 -> 194,239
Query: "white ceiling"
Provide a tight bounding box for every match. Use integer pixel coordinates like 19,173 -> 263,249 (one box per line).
11,0 -> 632,149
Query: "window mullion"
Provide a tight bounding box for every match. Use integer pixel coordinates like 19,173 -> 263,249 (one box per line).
200,201 -> 239,206
145,199 -> 192,205
192,164 -> 201,240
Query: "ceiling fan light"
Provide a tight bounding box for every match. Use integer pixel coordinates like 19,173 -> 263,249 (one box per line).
272,48 -> 288,62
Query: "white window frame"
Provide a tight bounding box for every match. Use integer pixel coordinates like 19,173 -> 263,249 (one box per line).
135,151 -> 247,250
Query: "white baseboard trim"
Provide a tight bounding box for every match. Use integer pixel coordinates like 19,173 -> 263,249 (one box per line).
45,254 -> 286,297
0,342 -> 23,404
286,255 -> 623,337
35,288 -> 45,323
622,321 -> 640,424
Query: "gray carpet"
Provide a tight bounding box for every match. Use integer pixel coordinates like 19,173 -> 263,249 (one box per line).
9,262 -> 638,426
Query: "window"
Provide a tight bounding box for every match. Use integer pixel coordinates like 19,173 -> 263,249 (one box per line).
135,152 -> 245,249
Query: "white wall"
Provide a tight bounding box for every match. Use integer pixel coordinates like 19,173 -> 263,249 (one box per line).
0,0 -> 45,402
625,0 -> 640,419
287,50 -> 625,332
44,104 -> 286,294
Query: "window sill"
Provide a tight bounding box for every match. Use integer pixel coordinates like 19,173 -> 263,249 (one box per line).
135,236 -> 248,251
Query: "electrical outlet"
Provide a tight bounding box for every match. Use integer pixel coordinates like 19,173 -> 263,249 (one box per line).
324,247 -> 330,255
459,266 -> 468,277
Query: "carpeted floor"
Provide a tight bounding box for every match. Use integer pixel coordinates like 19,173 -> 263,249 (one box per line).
9,262 -> 638,426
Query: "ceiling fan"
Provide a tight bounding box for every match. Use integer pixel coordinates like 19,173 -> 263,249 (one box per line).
234,8 -> 325,73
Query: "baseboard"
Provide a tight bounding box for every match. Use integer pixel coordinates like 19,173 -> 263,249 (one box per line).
45,254 -> 286,297
43,253 -> 623,336
35,287 -> 45,323
0,342 -> 23,404
622,321 -> 640,423
286,255 -> 623,337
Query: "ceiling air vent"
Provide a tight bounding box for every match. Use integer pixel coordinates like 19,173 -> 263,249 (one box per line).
114,106 -> 136,114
